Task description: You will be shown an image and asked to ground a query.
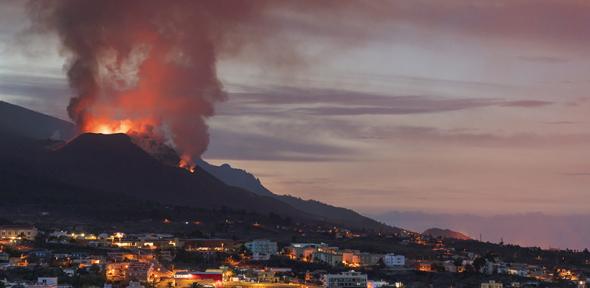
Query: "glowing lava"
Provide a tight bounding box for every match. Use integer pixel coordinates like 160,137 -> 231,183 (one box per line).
82,118 -> 156,135
178,155 -> 196,173
84,118 -> 197,173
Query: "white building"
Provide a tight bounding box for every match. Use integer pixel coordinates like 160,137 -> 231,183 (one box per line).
323,271 -> 367,288
0,225 -> 38,240
245,239 -> 278,261
506,264 -> 528,277
383,253 -> 405,267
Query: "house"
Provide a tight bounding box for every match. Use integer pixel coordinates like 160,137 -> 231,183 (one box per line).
0,225 -> 38,240
62,268 -> 76,277
443,261 -> 457,273
313,251 -> 344,267
323,271 -> 367,288
342,250 -> 361,267
383,253 -> 405,267
507,264 -> 529,277
244,239 -> 278,261
415,261 -> 434,272
285,243 -> 325,261
106,262 -> 129,282
179,238 -> 234,252
358,252 -> 383,267
340,250 -> 381,267
127,261 -> 152,282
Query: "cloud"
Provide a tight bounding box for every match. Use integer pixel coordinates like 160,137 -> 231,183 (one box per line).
0,73 -> 67,98
0,72 -> 70,119
362,125 -> 590,148
255,1 -> 590,52
561,172 -> 590,177
221,86 -> 552,117
543,121 -> 577,125
391,1 -> 590,49
518,56 -> 569,64
499,100 -> 553,108
205,127 -> 354,161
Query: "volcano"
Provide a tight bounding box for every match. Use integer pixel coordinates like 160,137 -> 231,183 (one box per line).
21,132 -> 310,218
0,101 -> 395,232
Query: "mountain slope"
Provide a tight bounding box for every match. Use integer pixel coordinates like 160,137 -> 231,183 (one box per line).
42,133 -> 312,219
196,160 -> 394,231
0,101 -> 74,140
0,132 -> 310,221
423,228 -> 472,240
195,159 -> 274,197
0,101 -> 395,232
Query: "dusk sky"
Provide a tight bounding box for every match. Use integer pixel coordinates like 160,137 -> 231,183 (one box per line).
2,0 -> 590,217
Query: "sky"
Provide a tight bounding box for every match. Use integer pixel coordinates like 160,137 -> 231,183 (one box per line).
2,0 -> 590,219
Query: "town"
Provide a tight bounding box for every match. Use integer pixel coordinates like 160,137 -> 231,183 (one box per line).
0,222 -> 589,288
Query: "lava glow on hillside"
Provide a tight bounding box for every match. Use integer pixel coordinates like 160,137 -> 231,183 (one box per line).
82,118 -> 196,173
83,119 -> 152,135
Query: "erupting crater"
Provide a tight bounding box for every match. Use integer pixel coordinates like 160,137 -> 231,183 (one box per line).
82,119 -> 197,173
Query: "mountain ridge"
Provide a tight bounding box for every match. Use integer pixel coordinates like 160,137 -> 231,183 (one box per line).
0,100 -> 396,232
423,227 -> 472,240
0,100 -> 74,140
196,159 -> 391,231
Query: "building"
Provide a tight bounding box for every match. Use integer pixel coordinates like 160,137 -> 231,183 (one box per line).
26,277 -> 58,288
180,238 -> 234,252
106,262 -> 129,282
383,253 -> 405,267
285,243 -> 325,261
481,280 -> 503,288
0,225 -> 38,240
127,261 -> 152,282
341,251 -> 382,267
313,251 -> 344,267
245,239 -> 278,261
359,252 -> 383,267
342,250 -> 361,267
415,261 -> 433,272
0,252 -> 9,262
323,271 -> 367,288
507,264 -> 528,277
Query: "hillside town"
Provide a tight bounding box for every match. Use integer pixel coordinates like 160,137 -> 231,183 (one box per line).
0,224 -> 589,288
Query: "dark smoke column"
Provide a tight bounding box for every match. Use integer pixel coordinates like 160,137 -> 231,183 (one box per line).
27,0 -> 265,168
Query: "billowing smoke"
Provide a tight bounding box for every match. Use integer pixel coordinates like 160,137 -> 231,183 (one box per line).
25,0 -> 395,169
26,0 -> 273,169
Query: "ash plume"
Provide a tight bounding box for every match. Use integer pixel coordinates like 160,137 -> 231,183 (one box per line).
24,0 -> 394,167
26,0 -> 274,167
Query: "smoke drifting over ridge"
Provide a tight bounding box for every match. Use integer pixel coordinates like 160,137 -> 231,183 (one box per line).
26,0 -> 278,168
24,0 -> 395,168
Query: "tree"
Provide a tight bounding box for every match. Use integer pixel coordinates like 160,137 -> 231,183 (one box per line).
472,257 -> 486,273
